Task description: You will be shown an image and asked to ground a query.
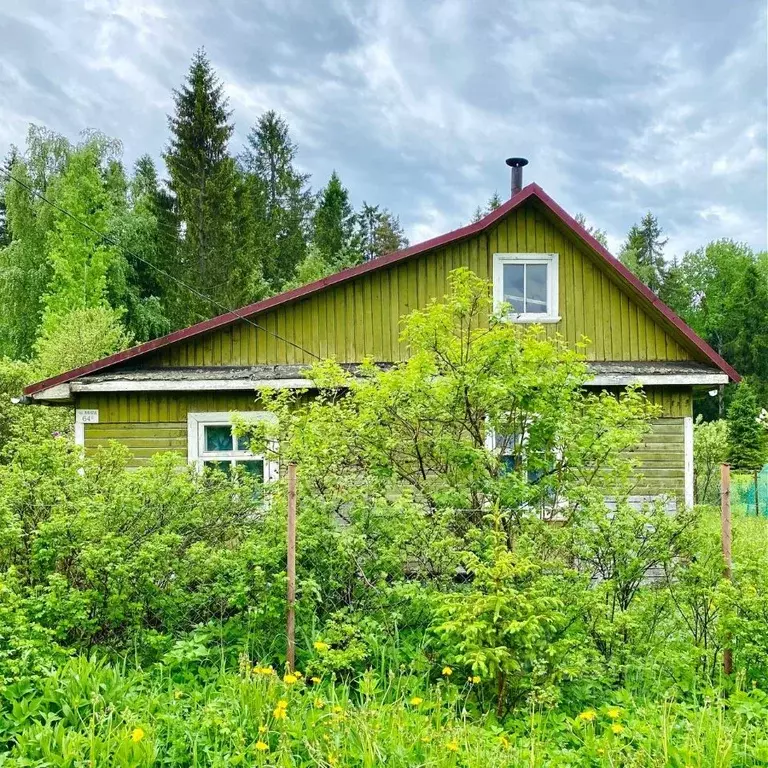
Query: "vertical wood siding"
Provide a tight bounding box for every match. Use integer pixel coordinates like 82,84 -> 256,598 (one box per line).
138,203 -> 695,369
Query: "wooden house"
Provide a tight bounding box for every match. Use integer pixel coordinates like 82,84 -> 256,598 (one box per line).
23,173 -> 739,507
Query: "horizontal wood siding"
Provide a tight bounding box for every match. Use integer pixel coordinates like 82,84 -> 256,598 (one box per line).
137,203 -> 696,369
629,418 -> 686,498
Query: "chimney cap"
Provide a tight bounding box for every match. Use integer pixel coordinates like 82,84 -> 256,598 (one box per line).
505,157 -> 529,168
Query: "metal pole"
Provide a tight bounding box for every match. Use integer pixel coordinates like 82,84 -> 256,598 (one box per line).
286,462 -> 297,672
720,462 -> 732,676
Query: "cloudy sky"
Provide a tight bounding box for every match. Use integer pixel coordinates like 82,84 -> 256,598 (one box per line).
1,0 -> 766,256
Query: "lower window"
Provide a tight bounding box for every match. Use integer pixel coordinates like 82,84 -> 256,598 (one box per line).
187,412 -> 278,483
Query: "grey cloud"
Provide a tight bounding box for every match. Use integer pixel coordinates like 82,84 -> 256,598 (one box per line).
0,0 -> 765,258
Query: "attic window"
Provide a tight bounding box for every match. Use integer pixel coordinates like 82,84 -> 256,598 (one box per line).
493,253 -> 559,322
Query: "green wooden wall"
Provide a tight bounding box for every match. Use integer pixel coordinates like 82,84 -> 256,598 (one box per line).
133,200 -> 699,369
79,387 -> 691,500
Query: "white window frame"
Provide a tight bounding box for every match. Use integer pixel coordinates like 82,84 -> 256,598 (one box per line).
187,411 -> 279,483
493,252 -> 560,323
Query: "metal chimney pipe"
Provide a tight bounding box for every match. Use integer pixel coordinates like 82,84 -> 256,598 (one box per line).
505,157 -> 529,197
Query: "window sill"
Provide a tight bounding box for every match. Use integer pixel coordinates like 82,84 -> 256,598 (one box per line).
501,315 -> 561,324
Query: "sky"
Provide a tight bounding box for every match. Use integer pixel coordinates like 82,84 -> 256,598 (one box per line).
1,0 -> 766,257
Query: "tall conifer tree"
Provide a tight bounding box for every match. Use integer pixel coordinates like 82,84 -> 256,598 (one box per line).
164,49 -> 240,325
312,171 -> 356,266
240,110 -> 313,288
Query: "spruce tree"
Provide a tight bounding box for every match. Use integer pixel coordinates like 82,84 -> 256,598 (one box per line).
658,257 -> 692,318
619,213 -> 667,292
164,49 -> 240,325
312,171 -> 356,266
357,202 -> 409,262
727,380 -> 767,471
574,212 -> 609,248
240,110 -> 313,288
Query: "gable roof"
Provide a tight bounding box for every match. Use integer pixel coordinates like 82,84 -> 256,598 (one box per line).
24,182 -> 739,396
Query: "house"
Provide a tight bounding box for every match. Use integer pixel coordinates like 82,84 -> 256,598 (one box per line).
23,163 -> 739,507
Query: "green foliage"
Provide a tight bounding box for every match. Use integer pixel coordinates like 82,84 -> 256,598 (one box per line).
164,49 -> 244,326
312,171 -> 358,267
32,306 -> 133,379
694,417 -> 728,504
727,381 -> 767,471
619,212 -> 667,293
574,212 -> 609,248
356,202 -> 408,261
240,110 -> 314,288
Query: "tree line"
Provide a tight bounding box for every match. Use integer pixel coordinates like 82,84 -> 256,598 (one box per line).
0,49 -> 408,366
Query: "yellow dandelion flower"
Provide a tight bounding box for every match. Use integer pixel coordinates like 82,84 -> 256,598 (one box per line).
255,740 -> 269,752
577,709 -> 597,722
258,724 -> 268,734
442,666 -> 453,676
313,641 -> 330,652
294,670 -> 303,678
446,740 -> 459,752
130,727 -> 145,743
606,707 -> 621,719
469,675 -> 481,684
276,699 -> 288,709
311,676 -> 321,684
410,696 -> 423,706
611,723 -> 625,735
314,697 -> 326,709
273,706 -> 288,720
283,673 -> 298,685
332,705 -> 344,713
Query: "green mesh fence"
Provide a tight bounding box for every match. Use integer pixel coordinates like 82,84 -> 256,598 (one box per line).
732,465 -> 768,516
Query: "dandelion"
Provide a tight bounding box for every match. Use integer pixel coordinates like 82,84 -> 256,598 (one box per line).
283,673 -> 298,685
606,707 -> 621,719
313,641 -> 330,652
273,700 -> 289,720
468,675 -> 481,684
611,723 -> 625,735
311,676 -> 321,684
314,697 -> 326,709
333,705 -> 344,713
255,740 -> 269,752
294,670 -> 303,678
442,666 -> 453,677
446,740 -> 459,752
577,709 -> 597,723
410,696 -> 423,706
130,727 -> 145,743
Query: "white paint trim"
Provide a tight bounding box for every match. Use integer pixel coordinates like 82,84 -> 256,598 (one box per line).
493,252 -> 560,323
71,378 -> 312,393
683,415 -> 694,508
74,422 -> 85,447
31,383 -> 71,400
588,373 -> 730,386
187,411 -> 279,482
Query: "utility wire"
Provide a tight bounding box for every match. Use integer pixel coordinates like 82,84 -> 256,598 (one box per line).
0,169 -> 321,361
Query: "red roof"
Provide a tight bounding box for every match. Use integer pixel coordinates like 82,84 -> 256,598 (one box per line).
25,182 -> 739,396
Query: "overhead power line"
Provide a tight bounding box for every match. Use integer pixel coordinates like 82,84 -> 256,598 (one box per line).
0,169 -> 321,361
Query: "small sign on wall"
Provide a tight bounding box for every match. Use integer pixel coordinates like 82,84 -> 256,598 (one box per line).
75,409 -> 99,424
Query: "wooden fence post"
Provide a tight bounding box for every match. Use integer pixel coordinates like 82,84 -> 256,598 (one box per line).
720,462 -> 732,676
286,462 -> 297,672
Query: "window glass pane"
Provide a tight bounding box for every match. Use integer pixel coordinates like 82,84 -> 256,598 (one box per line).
204,460 -> 231,474
235,433 -> 251,452
236,459 -> 265,482
502,264 -> 525,313
525,264 -> 548,313
205,425 -> 233,452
